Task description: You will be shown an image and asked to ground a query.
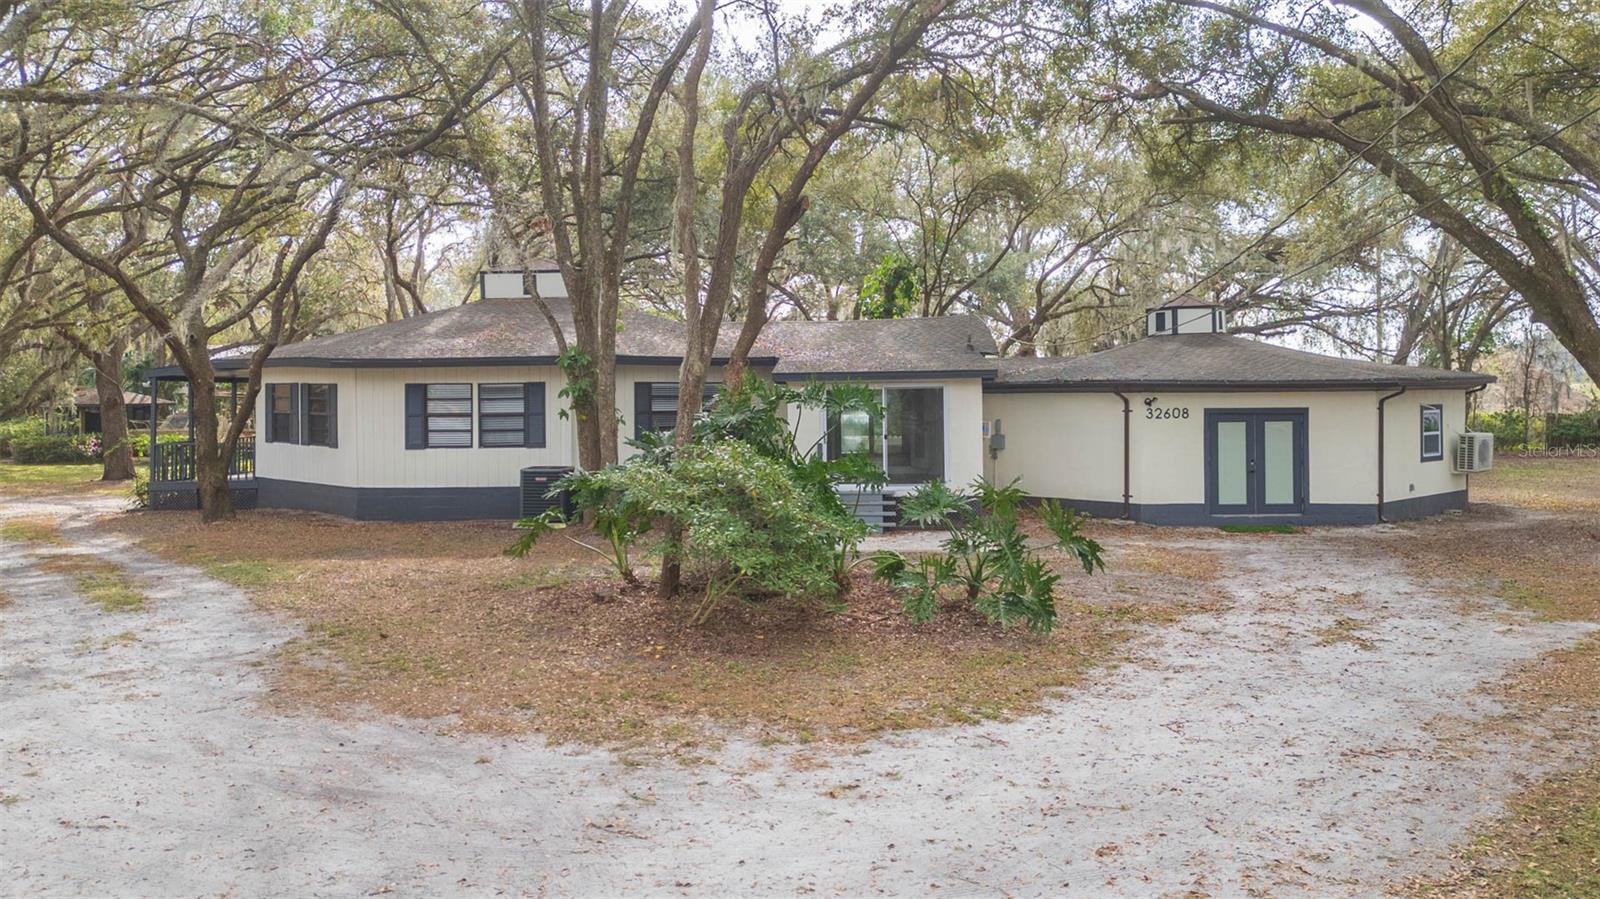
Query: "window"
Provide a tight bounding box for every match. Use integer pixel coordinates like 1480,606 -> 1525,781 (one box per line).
1154,311 -> 1168,332
633,381 -> 720,438
1420,404 -> 1444,462
826,386 -> 945,484
304,384 -> 336,447
265,383 -> 335,446
404,383 -> 471,448
267,384 -> 296,444
478,383 -> 546,448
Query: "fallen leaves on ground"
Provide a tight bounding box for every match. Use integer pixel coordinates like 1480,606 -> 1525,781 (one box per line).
101,508 -> 1222,757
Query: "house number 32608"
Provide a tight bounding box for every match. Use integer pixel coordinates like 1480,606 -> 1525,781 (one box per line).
1145,406 -> 1190,420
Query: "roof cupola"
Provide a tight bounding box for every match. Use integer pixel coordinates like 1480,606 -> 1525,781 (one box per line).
1147,295 -> 1226,337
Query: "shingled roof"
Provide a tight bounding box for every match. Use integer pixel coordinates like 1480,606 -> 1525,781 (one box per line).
993,333 -> 1493,390
764,315 -> 998,379
268,298 -> 764,367
263,299 -> 998,377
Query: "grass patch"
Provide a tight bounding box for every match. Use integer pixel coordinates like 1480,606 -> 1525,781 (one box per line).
1218,523 -> 1299,534
201,558 -> 301,588
1412,761 -> 1600,899
0,462 -> 115,497
102,630 -> 139,648
1472,457 -> 1600,515
0,794 -> 22,807
99,508 -> 1218,756
40,556 -> 147,613
1316,616 -> 1375,651
0,518 -> 63,544
1495,578 -> 1564,621
1390,458 -> 1600,897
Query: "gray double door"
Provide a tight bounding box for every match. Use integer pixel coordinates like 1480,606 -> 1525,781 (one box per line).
1205,410 -> 1307,516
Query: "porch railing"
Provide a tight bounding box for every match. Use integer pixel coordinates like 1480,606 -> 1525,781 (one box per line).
152,440 -> 256,484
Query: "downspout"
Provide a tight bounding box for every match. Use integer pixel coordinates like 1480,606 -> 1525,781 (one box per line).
1113,390 -> 1132,519
1376,386 -> 1407,523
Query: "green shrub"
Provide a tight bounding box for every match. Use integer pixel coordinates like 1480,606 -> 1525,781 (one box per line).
1470,409 -> 1536,451
9,433 -> 95,464
871,478 -> 1107,633
509,378 -> 883,622
1546,408 -> 1600,448
0,417 -> 46,458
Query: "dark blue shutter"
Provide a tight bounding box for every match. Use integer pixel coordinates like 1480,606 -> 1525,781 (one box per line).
524,382 -> 545,448
264,386 -> 277,443
326,385 -> 338,448
405,384 -> 425,449
634,382 -> 652,440
289,383 -> 303,445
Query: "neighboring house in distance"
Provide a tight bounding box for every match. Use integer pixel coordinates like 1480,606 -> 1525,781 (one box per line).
145,269 -> 1493,526
71,389 -> 173,434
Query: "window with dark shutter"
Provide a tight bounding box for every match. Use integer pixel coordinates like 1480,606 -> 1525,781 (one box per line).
478,383 -> 527,447
303,384 -> 336,447
633,381 -> 720,437
424,384 -> 472,447
267,384 -> 295,443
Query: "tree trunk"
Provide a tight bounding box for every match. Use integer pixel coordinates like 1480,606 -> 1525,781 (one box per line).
184,352 -> 235,523
93,338 -> 135,481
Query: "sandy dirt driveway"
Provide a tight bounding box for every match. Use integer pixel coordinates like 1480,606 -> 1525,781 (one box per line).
1,494 -> 1594,898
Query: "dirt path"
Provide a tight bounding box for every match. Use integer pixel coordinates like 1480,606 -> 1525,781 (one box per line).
2,498 -> 1593,897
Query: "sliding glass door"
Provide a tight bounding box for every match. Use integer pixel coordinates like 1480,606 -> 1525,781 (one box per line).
826,386 -> 945,484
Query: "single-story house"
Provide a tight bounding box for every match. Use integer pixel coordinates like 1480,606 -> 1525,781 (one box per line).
145,272 -> 1493,526
71,388 -> 173,433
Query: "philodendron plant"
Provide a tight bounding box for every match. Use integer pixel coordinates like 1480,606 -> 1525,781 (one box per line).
870,477 -> 1106,633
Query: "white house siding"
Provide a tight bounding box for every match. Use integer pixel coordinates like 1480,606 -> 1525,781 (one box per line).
258,363 -> 773,490
256,365 -> 575,490
255,367 -> 364,488
983,388 -> 1472,521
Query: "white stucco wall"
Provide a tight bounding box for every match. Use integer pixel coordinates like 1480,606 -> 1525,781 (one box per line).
1382,387 -> 1469,505
985,388 -> 1471,510
985,392 -> 1127,503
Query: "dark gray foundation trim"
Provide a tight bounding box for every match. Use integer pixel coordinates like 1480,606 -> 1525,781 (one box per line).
1382,489 -> 1468,521
254,478 -> 1468,526
256,477 -> 519,521
1032,490 -> 1466,527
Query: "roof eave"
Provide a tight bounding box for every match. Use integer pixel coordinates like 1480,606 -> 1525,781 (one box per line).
985,376 -> 1495,393
774,368 -> 998,382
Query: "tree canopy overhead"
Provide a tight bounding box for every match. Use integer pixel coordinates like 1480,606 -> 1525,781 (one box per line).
1,0 -> 1596,518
